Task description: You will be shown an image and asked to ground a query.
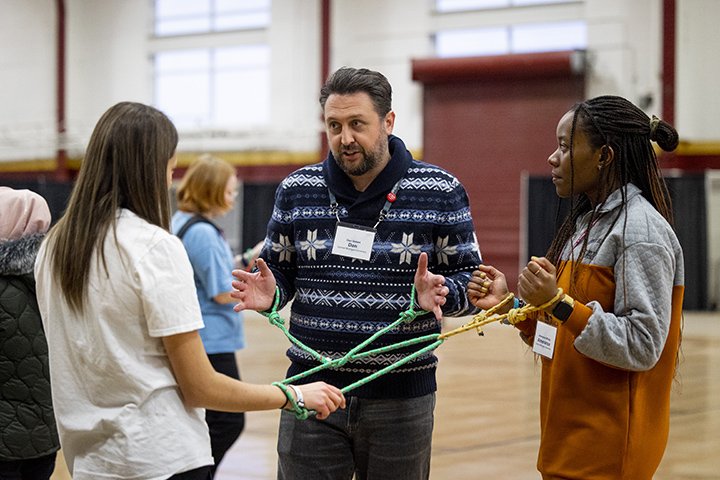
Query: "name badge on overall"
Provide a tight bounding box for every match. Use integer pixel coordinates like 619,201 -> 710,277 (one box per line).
533,321 -> 557,359
332,221 -> 376,261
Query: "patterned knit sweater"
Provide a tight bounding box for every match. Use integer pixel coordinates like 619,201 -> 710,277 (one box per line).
260,135 -> 482,398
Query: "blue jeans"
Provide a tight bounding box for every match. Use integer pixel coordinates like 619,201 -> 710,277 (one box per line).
277,393 -> 435,480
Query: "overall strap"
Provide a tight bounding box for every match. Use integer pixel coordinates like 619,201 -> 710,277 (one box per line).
175,214 -> 222,240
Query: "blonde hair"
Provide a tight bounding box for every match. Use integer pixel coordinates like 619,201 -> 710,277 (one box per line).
176,154 -> 236,215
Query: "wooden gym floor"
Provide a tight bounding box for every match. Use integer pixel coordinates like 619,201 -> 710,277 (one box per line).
51,309 -> 719,479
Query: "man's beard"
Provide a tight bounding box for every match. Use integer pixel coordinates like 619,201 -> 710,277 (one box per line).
333,135 -> 388,177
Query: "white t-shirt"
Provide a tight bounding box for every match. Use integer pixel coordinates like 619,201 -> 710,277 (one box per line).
35,209 -> 213,479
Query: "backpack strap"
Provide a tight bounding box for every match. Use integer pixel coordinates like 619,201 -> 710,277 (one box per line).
175,214 -> 222,240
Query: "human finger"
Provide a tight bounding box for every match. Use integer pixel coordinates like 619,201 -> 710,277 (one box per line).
531,256 -> 556,275
232,268 -> 253,281
415,252 -> 429,279
524,260 -> 544,277
471,269 -> 487,281
467,278 -> 490,293
477,263 -> 504,279
255,258 -> 272,276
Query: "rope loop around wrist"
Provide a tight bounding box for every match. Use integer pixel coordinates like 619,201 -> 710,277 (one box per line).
535,288 -> 564,311
272,381 -> 313,420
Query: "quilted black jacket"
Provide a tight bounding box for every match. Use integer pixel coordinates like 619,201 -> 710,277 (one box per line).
0,233 -> 60,460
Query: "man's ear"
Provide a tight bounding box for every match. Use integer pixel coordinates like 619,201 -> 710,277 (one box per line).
384,111 -> 396,135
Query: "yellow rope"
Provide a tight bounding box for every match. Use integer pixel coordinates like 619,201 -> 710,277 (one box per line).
439,288 -> 565,340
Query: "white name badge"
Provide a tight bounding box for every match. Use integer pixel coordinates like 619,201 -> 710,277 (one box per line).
533,321 -> 557,359
331,221 -> 377,261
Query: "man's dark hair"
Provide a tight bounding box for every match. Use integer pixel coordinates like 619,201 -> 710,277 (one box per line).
319,67 -> 392,117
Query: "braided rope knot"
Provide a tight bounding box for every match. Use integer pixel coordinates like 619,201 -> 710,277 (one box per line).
333,356 -> 349,367
293,408 -> 311,420
263,280 -> 571,421
398,309 -> 419,323
266,311 -> 284,327
440,290 -> 564,339
505,308 -> 528,325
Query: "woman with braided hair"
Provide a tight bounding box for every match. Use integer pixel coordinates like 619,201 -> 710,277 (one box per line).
468,95 -> 684,479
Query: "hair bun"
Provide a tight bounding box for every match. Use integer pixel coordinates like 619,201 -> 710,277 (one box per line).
649,115 -> 679,152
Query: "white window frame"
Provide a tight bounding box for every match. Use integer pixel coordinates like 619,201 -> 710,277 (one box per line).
150,1 -> 272,137
154,0 -> 271,37
432,0 -> 586,57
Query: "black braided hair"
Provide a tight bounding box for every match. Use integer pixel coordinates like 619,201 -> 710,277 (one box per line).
546,95 -> 679,269
545,96 -> 682,371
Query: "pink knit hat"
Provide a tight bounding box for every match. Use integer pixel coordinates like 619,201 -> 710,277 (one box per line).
0,187 -> 51,240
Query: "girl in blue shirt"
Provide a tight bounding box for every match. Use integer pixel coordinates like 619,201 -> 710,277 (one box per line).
172,154 -> 254,477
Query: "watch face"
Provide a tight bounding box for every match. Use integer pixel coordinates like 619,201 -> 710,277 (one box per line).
552,300 -> 573,322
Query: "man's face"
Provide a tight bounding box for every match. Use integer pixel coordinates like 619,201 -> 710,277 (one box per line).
323,92 -> 395,181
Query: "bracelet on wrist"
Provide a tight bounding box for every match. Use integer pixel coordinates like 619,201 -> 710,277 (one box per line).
272,382 -> 312,420
273,382 -> 292,410
288,384 -> 305,409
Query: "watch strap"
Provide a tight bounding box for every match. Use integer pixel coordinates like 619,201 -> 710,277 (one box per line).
551,294 -> 575,322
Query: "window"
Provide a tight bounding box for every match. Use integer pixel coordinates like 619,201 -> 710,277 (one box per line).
435,20 -> 585,57
435,28 -> 509,57
433,0 -> 585,57
154,45 -> 270,130
155,0 -> 270,36
512,21 -> 585,53
436,0 -> 575,12
152,0 -> 271,131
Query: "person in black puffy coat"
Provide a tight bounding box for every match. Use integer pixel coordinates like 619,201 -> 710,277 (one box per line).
0,187 -> 60,479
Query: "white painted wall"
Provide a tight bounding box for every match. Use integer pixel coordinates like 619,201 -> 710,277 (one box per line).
0,0 -> 718,162
676,0 -> 720,142
65,0 -> 151,157
329,0 -> 431,149
267,0 -> 322,151
584,0 -> 663,109
0,0 -> 57,161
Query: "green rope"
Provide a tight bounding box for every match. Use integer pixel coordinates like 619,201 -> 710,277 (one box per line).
267,285 -> 556,420
272,381 -> 310,420
264,285 -> 440,419
340,338 -> 444,393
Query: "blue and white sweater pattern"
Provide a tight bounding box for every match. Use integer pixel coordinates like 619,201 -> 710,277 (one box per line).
261,135 -> 482,398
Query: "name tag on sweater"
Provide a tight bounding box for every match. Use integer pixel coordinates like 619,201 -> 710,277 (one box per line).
533,321 -> 557,359
332,222 -> 376,261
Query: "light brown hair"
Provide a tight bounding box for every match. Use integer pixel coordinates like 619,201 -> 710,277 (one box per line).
176,154 -> 236,215
47,101 -> 178,312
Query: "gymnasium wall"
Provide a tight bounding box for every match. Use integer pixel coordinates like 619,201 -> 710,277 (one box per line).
4,0 -> 718,167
